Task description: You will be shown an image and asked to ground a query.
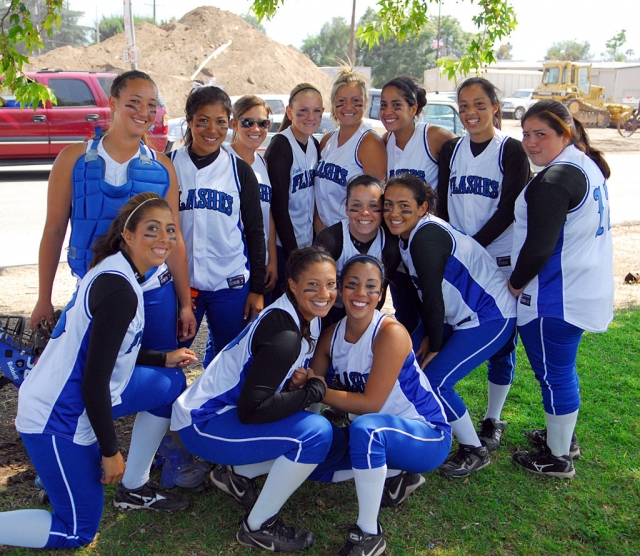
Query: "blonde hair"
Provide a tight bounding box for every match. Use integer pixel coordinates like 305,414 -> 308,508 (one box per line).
329,66 -> 369,121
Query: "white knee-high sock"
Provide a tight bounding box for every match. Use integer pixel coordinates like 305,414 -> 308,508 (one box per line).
247,456 -> 317,531
122,412 -> 170,490
0,509 -> 51,547
485,382 -> 511,420
449,410 -> 482,447
546,411 -> 579,457
353,466 -> 387,535
234,459 -> 276,479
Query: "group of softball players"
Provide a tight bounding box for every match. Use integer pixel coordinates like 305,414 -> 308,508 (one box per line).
0,67 -> 613,555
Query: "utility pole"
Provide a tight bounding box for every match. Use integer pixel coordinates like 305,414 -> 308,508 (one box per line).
123,0 -> 139,70
348,0 -> 356,64
436,1 -> 441,61
95,7 -> 100,44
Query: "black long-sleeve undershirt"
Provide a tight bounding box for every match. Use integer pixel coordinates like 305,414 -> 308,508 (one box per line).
188,147 -> 266,294
510,164 -> 588,289
236,308 -> 326,424
437,136 -> 531,247
405,224 -> 453,352
264,133 -> 320,256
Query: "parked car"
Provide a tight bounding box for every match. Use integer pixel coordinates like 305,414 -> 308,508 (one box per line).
0,69 -> 169,165
500,88 -> 536,120
367,88 -> 465,136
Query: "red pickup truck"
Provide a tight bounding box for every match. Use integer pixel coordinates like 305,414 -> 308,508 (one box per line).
0,69 -> 169,165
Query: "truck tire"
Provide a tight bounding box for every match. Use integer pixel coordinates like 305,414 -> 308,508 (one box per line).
514,107 -> 525,120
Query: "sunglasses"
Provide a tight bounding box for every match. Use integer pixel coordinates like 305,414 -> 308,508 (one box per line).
239,118 -> 271,130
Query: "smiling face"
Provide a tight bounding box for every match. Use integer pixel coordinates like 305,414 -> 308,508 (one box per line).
522,116 -> 570,168
346,184 -> 383,242
187,102 -> 229,156
286,91 -> 323,142
457,83 -> 499,142
341,261 -> 383,322
332,83 -> 365,127
110,78 -> 158,137
383,184 -> 428,240
380,85 -> 417,134
232,105 -> 270,152
122,206 -> 176,275
288,261 -> 337,321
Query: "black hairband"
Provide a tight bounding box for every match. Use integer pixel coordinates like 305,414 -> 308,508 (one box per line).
345,254 -> 385,282
289,86 -> 321,105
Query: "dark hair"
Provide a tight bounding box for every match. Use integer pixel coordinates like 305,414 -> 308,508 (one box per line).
90,192 -> 171,268
385,174 -> 437,214
521,100 -> 611,179
457,77 -> 502,130
340,254 -> 385,288
231,95 -> 272,142
279,83 -> 322,132
285,246 -> 336,351
382,76 -> 428,117
346,174 -> 384,203
110,70 -> 156,99
184,85 -> 232,148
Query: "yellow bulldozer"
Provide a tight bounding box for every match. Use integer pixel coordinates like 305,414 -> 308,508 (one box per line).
532,61 -> 632,127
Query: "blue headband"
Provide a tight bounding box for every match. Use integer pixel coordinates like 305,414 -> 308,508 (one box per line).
343,254 -> 385,282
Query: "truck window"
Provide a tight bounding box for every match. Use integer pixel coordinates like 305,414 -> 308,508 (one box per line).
97,77 -> 115,98
266,100 -> 285,115
49,78 -> 97,107
577,68 -> 590,96
542,67 -> 559,85
369,95 -> 380,120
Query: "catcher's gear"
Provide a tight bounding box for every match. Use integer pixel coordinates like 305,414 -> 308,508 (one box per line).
0,313 -> 58,389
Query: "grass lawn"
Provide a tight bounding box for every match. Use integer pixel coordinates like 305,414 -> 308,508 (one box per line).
1,309 -> 638,556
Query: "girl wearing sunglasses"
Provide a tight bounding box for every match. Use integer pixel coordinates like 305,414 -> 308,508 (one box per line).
172,85 -> 266,367
229,96 -> 278,304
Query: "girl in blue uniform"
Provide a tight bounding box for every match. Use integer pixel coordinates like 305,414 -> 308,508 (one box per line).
509,100 -> 613,478
437,77 -> 531,454
171,246 -> 347,552
173,85 -> 266,367
310,255 -> 451,556
384,174 -> 516,478
0,193 -> 197,549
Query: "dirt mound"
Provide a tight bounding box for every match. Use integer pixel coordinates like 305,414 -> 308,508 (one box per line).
25,6 -> 334,117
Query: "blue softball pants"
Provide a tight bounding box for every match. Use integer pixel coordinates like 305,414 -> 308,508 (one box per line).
424,317 -> 516,421
518,317 -> 584,415
178,409 -> 347,474
20,365 -> 186,549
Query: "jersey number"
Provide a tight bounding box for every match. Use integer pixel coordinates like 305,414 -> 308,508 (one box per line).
593,181 -> 610,238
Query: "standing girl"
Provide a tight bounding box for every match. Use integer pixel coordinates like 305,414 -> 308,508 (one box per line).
229,95 -> 278,304
310,255 -> 451,556
172,85 -> 266,367
264,83 -> 324,299
436,77 -> 531,451
0,194 -> 195,549
379,76 -> 456,340
509,100 -> 613,478
384,174 -> 516,478
171,246 -> 346,552
314,69 -> 387,231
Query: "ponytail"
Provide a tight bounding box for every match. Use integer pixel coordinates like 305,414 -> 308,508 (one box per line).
572,119 -> 611,179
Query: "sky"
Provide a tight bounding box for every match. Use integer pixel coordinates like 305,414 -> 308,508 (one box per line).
72,0 -> 639,63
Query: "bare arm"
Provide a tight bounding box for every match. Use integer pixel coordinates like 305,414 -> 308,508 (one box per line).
31,143 -> 85,328
426,124 -> 457,163
320,319 -> 411,414
309,324 -> 336,378
358,132 -> 388,181
156,152 -> 196,341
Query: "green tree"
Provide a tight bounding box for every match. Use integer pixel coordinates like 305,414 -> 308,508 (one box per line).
495,42 -> 512,60
241,12 -> 266,34
301,16 -> 351,66
603,29 -> 634,62
98,13 -> 156,42
545,39 -> 591,61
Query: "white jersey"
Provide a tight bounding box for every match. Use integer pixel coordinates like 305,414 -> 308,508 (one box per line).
171,294 -> 320,431
330,310 -> 449,431
16,252 -> 144,446
401,214 -> 516,329
173,146 -> 249,292
228,146 -> 272,264
448,129 -> 512,267
512,145 -> 614,332
315,122 -> 371,227
335,218 -> 385,275
277,126 -> 317,249
386,122 -> 439,187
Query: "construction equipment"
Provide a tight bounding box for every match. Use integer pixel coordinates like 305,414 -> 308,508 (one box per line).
532,61 -> 633,128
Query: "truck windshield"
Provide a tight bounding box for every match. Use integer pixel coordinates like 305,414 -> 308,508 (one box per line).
513,90 -> 531,98
542,67 -> 559,84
